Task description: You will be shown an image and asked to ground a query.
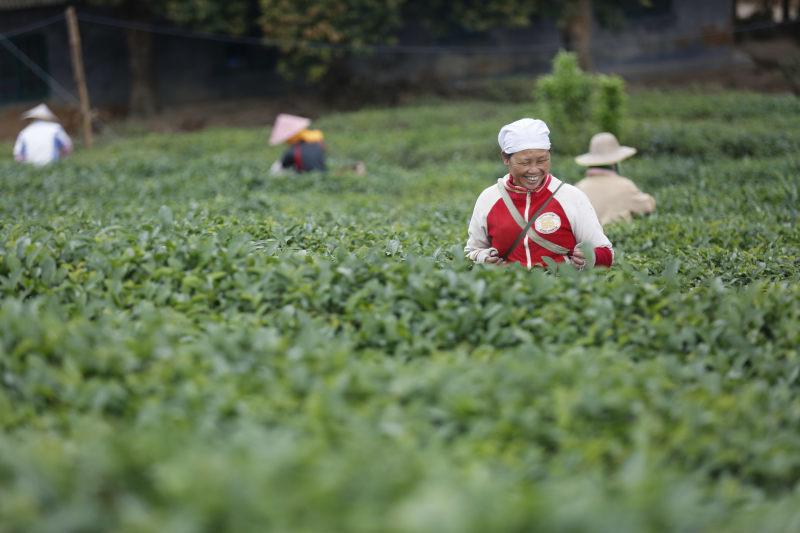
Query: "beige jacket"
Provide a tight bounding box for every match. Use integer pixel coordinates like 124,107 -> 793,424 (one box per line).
575,168 -> 656,225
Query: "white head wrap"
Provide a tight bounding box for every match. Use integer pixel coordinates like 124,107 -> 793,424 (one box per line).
498,118 -> 551,154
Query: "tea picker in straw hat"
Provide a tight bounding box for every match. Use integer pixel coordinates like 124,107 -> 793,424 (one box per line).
13,103 -> 73,166
465,118 -> 614,269
268,113 -> 327,174
574,133 -> 655,225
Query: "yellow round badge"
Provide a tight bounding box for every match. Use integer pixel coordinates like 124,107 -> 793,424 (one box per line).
534,212 -> 561,234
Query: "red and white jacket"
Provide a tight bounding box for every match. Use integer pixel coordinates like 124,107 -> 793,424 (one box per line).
465,174 -> 613,268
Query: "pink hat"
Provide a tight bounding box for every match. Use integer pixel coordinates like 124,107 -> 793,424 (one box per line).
269,113 -> 311,145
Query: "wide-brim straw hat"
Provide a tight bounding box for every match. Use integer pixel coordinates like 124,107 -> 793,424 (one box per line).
21,103 -> 57,122
575,132 -> 637,166
269,113 -> 311,145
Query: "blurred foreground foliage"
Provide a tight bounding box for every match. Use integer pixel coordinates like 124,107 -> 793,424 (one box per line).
1,89 -> 800,532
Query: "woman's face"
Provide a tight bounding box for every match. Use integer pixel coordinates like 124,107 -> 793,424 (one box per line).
503,148 -> 551,191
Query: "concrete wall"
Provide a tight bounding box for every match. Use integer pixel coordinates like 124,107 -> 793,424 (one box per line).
349,0 -> 737,86
591,0 -> 736,75
349,20 -> 563,86
152,35 -> 286,104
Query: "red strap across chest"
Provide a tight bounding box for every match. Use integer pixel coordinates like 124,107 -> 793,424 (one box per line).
294,144 -> 304,171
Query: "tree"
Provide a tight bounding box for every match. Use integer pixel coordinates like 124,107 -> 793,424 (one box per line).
260,0 -> 658,91
402,0 -> 545,33
258,0 -> 547,87
87,0 -> 252,115
258,0 -> 404,84
559,0 -> 593,71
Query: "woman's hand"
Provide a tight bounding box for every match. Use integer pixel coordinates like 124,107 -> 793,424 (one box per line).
269,160 -> 285,176
484,249 -> 505,265
569,246 -> 587,269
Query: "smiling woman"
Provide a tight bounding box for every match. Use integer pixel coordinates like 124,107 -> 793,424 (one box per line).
465,118 -> 614,269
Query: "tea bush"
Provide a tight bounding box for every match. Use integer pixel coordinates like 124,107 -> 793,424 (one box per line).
534,51 -> 628,152
592,74 -> 626,136
0,88 -> 799,532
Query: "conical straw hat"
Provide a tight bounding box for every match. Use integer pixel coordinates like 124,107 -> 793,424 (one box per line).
21,103 -> 57,121
575,132 -> 637,166
269,113 -> 311,145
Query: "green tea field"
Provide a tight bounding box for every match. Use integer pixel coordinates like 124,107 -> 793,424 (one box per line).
1,90 -> 799,532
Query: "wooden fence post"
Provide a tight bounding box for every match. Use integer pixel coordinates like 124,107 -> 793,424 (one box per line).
66,6 -> 93,148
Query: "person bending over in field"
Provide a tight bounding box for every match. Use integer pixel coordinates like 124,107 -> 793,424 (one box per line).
268,113 -> 327,174
574,132 -> 656,225
465,118 -> 613,270
13,103 -> 73,167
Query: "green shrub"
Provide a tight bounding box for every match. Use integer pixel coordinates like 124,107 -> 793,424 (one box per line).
534,51 -> 594,154
534,51 -> 627,155
593,74 -> 626,136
